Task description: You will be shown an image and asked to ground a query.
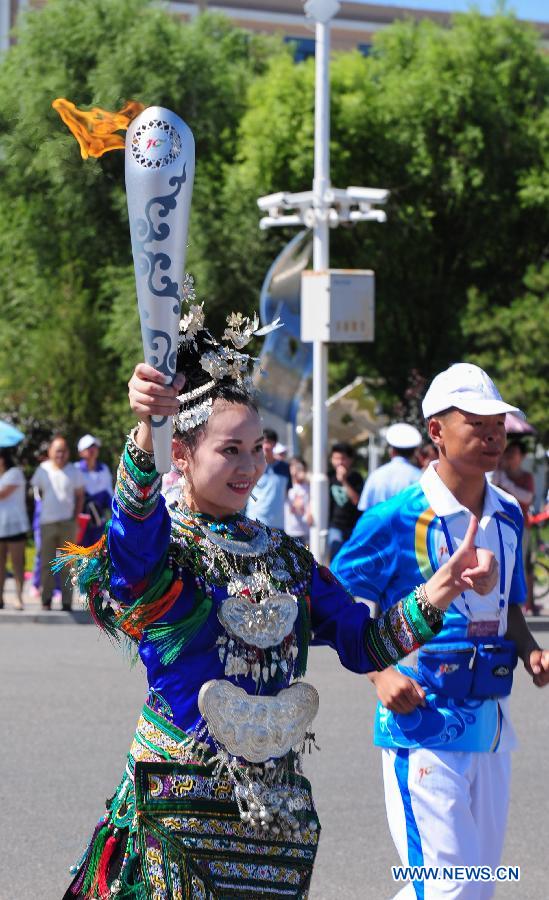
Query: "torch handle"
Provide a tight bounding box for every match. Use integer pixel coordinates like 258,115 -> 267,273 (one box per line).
125,106 -> 195,476
151,416 -> 174,474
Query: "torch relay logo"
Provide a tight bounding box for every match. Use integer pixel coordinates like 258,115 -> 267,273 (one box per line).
132,119 -> 182,169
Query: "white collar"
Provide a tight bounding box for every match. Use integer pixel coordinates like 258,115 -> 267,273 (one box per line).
420,461 -> 504,520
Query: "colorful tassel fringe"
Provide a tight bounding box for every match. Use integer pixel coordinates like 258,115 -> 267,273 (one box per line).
81,824 -> 110,896
147,589 -> 213,665
96,833 -> 119,898
116,570 -> 181,640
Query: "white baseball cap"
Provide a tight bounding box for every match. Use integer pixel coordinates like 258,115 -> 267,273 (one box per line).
273,442 -> 288,456
422,363 -> 522,418
78,434 -> 101,453
385,423 -> 422,449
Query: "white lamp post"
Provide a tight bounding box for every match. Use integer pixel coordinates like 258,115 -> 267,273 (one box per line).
257,0 -> 388,562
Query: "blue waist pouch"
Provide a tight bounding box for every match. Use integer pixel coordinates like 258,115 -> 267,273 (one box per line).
418,639 -> 518,699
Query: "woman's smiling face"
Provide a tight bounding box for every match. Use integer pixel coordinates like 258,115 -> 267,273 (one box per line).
175,400 -> 266,518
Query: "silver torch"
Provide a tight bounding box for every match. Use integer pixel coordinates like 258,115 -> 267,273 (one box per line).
125,107 -> 195,473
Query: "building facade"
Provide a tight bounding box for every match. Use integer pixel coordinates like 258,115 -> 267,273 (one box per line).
2,0 -> 548,55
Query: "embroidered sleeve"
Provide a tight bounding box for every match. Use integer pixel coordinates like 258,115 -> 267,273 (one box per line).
115,445 -> 162,520
363,590 -> 444,670
53,441 -> 175,644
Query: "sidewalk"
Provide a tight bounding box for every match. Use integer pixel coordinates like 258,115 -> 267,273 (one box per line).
0,575 -> 90,624
2,575 -> 549,629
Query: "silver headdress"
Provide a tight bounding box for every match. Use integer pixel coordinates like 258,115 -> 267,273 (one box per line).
174,276 -> 281,433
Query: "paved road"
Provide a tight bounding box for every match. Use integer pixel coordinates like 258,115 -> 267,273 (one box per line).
0,623 -> 547,900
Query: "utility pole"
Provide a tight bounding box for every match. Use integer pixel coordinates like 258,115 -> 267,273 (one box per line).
257,0 -> 388,562
309,0 -> 331,564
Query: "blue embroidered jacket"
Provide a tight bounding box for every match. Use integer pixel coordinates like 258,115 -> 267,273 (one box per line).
107,451 -> 381,735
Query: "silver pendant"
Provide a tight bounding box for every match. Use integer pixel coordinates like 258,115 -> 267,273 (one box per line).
218,593 -> 298,648
271,568 -> 291,583
198,679 -> 319,763
227,572 -> 270,595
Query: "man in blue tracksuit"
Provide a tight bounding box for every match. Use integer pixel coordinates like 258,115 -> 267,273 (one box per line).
333,363 -> 549,899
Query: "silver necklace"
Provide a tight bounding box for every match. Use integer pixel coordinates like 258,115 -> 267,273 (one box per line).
196,521 -> 270,557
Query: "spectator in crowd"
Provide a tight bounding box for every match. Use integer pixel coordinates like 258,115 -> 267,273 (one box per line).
492,441 -> 536,614
31,435 -> 85,610
417,440 -> 438,470
246,428 -> 291,529
0,447 -> 30,610
273,442 -> 288,461
76,434 -> 113,546
358,423 -> 422,512
328,442 -> 364,561
284,456 -> 313,544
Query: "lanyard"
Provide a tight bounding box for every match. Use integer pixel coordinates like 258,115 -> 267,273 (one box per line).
439,514 -> 506,620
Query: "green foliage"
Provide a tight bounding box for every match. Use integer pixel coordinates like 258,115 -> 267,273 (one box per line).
0,0 -> 280,459
0,2 -> 547,459
462,264 -> 549,442
219,12 -> 549,418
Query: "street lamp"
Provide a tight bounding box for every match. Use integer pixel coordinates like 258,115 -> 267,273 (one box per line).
257,0 -> 388,562
304,0 -> 341,23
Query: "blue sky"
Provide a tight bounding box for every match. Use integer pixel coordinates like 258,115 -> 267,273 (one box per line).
347,0 -> 549,24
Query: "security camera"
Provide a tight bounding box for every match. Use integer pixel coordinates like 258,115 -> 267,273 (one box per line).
257,192 -> 286,212
347,186 -> 389,204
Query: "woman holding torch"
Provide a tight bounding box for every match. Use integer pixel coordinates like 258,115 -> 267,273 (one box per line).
59,300 -> 498,900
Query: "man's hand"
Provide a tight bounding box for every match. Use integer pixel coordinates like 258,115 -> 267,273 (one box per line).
445,515 -> 499,596
369,667 -> 426,713
525,649 -> 549,687
425,516 -> 499,610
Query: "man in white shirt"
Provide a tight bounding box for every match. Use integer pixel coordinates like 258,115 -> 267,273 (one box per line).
358,422 -> 422,512
246,429 -> 290,530
333,364 -> 549,899
31,435 -> 84,610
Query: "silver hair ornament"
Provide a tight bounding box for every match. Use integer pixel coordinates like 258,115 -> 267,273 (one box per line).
174,396 -> 213,432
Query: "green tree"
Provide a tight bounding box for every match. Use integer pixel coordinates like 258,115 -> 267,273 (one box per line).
462,264 -> 549,443
1,4 -> 547,454
217,12 -> 549,415
0,0 -> 279,457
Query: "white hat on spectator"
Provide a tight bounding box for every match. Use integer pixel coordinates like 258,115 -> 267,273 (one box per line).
386,423 -> 422,449
78,433 -> 101,453
273,442 -> 288,457
422,363 -> 521,418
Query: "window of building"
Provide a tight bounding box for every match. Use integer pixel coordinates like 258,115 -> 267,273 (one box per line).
284,36 -> 316,62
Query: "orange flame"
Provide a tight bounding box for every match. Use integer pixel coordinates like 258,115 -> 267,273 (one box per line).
52,98 -> 145,159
